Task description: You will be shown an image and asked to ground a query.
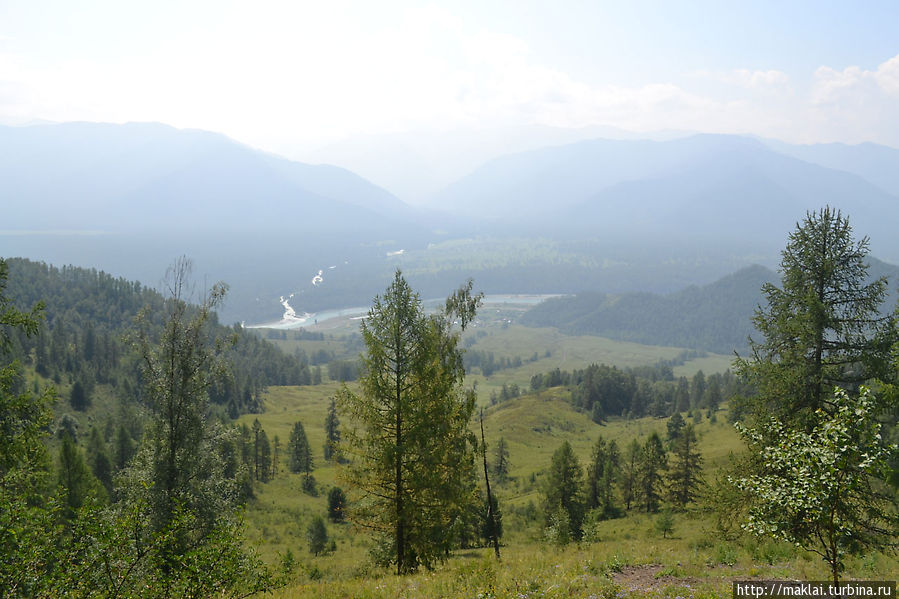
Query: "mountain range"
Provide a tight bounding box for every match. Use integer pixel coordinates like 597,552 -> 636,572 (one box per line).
0,122 -> 413,233
2,121 -> 899,322
521,257 -> 899,355
426,134 -> 899,261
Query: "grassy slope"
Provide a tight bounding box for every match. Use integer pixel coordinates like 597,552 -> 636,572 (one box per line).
239,380 -> 898,598
237,320 -> 894,597
264,321 -> 733,406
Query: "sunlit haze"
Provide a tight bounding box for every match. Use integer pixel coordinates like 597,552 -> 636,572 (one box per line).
2,1 -> 898,200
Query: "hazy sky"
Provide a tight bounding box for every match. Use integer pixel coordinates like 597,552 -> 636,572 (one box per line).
2,0 -> 898,154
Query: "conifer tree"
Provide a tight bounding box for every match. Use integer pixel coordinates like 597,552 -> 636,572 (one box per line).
638,433 -> 667,513
306,516 -> 329,556
586,436 -> 620,517
0,258 -> 58,595
667,424 -> 703,508
324,398 -> 340,461
257,428 -> 271,483
620,438 -> 641,511
119,257 -> 263,592
735,207 -> 896,430
327,486 -> 346,522
57,433 -> 95,522
543,440 -> 585,540
666,412 -> 685,446
338,271 -> 481,573
492,436 -> 510,483
86,427 -> 113,496
288,421 -> 312,474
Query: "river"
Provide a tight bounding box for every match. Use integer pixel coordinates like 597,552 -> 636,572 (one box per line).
245,293 -> 560,330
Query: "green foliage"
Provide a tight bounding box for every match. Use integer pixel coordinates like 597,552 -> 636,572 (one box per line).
492,436 -> 510,483
3,257 -> 308,418
735,207 -> 896,430
0,257 -> 60,595
306,515 -> 329,556
543,503 -> 572,546
521,265 -> 772,353
86,426 -> 113,496
638,433 -> 668,513
655,507 -> 675,538
289,421 -> 313,474
666,412 -> 685,445
324,398 -> 340,462
124,259 -> 236,541
57,433 -> 98,521
586,436 -> 620,518
327,486 -> 346,522
732,386 -> 897,584
620,438 -> 641,512
301,473 -> 318,496
667,424 -> 704,508
254,422 -> 272,482
338,271 -> 482,573
543,440 -> 585,540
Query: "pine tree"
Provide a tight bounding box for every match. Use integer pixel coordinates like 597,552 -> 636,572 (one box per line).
338,271 -> 481,573
620,438 -> 641,511
667,424 -> 703,508
112,423 -> 135,471
543,441 -> 585,540
689,371 -> 705,410
674,377 -> 690,413
492,436 -> 510,483
86,427 -> 113,497
666,412 -> 685,446
638,433 -> 667,513
306,516 -> 329,556
735,207 -> 897,430
257,428 -> 271,483
586,436 -> 620,517
327,486 -> 346,522
57,433 -> 94,522
272,435 -> 280,479
324,398 -> 340,462
288,421 -> 312,474
69,379 -> 89,411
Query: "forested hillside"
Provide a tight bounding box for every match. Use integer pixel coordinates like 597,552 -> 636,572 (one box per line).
521,265 -> 774,353
3,257 -> 309,415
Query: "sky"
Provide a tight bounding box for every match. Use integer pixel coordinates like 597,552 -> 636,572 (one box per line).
1,0 -> 898,170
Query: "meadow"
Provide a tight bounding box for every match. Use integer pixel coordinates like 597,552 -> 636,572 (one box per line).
239,380 -> 898,599
235,319 -> 897,598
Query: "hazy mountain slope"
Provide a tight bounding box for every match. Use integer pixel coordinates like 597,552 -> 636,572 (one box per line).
763,139 -> 899,198
0,122 -> 413,233
429,136 -> 692,218
428,133 -> 899,260
522,258 -> 899,354
569,140 -> 899,253
520,265 -> 763,354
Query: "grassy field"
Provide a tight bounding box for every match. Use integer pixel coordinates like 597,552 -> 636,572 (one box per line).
234,315 -> 895,598
237,379 -> 898,598
259,319 -> 733,407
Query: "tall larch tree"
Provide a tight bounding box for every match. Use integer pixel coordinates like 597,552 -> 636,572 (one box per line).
338,271 -> 482,573
735,207 -> 896,430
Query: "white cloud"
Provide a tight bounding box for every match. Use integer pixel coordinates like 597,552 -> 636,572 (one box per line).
729,69 -> 790,89
802,54 -> 899,145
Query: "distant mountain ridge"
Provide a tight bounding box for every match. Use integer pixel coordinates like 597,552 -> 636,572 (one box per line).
427,133 -> 899,261
0,122 -> 414,233
521,258 -> 899,354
